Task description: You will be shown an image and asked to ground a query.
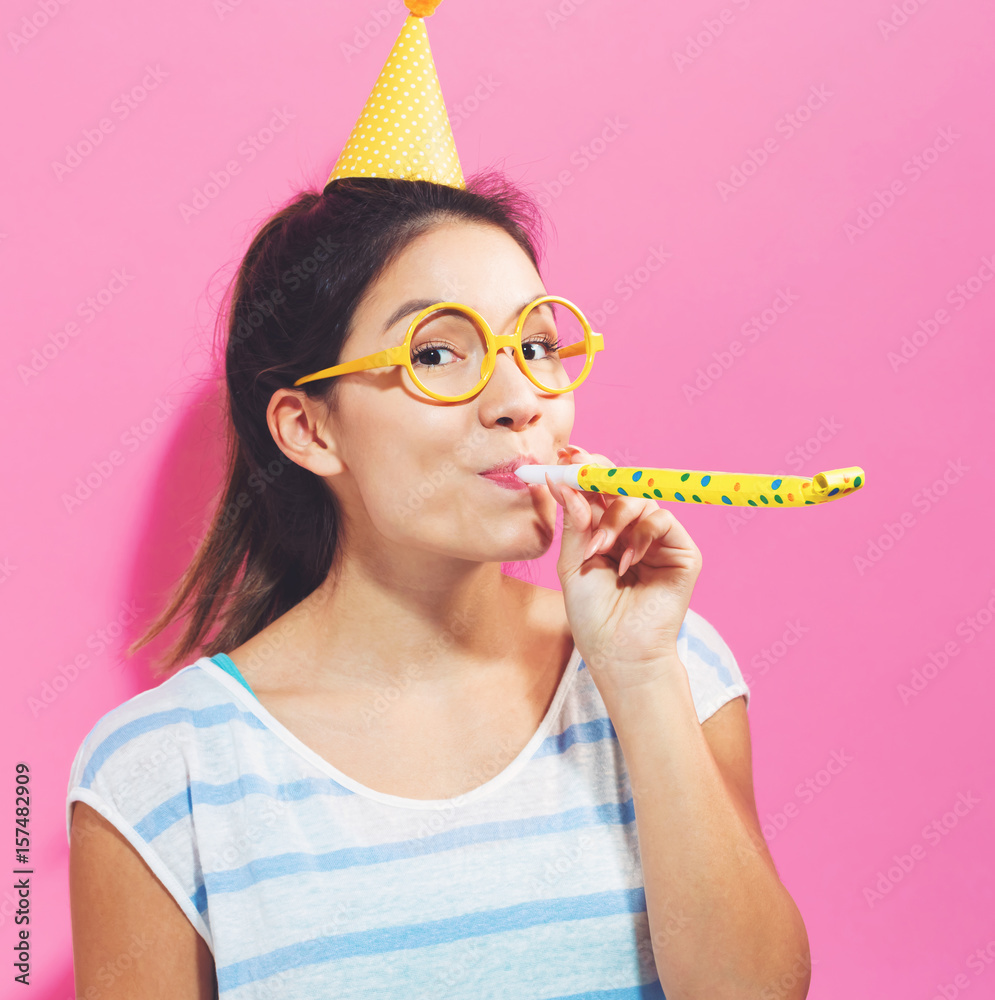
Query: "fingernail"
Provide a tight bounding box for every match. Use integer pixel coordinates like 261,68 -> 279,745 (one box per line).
618,547 -> 633,576
588,529 -> 606,557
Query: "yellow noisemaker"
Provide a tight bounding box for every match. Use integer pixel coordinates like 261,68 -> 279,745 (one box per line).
326,0 -> 464,188
515,463 -> 867,507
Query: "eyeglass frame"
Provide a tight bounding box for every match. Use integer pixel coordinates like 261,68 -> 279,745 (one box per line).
291,293 -> 606,402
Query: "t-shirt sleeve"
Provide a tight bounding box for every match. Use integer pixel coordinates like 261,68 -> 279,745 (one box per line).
676,608 -> 751,724
65,704 -> 212,950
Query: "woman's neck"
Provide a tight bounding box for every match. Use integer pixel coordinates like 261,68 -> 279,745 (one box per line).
230,561 -> 557,698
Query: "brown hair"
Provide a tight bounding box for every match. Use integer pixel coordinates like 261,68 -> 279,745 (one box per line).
130,173 -> 548,677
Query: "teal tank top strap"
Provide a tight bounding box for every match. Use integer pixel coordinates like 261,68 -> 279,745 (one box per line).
208,652 -> 258,701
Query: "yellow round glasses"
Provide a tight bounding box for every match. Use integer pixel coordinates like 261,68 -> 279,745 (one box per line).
292,294 -> 605,402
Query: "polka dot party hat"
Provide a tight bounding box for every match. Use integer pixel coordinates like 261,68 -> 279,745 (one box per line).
326,0 -> 464,189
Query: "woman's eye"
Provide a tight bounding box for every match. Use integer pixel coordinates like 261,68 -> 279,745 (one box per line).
413,344 -> 457,366
523,335 -> 560,361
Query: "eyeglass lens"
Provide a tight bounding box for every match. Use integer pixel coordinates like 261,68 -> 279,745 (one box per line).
406,302 -> 590,398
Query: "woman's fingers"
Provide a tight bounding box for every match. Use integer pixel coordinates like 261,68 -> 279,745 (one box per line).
552,450 -> 610,529
557,445 -> 652,547
583,496 -> 661,559
625,507 -> 702,570
582,529 -> 608,561
546,472 -> 597,533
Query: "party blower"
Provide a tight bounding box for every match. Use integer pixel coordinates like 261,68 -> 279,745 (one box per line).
515,462 -> 866,507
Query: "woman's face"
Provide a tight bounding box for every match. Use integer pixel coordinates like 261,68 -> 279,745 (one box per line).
320,220 -> 575,565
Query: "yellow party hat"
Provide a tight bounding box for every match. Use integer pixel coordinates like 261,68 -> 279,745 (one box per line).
326,0 -> 465,189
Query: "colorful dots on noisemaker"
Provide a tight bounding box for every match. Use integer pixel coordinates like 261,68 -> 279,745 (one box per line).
566,463 -> 864,508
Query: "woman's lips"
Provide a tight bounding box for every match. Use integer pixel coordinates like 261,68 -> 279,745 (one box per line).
478,470 -> 534,491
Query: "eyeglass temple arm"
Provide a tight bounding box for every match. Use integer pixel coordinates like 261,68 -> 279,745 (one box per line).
558,332 -> 604,359
294,344 -> 410,385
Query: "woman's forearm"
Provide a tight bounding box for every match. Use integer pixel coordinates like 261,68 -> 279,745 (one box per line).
598,658 -> 810,1000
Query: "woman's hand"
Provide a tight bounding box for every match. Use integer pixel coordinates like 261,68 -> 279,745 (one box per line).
546,444 -> 703,695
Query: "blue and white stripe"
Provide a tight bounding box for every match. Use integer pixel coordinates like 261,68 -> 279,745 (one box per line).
66,607 -> 748,998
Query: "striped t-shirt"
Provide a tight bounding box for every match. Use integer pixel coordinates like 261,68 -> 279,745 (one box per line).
66,606 -> 749,999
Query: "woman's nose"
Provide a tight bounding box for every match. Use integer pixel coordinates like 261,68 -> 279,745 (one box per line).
489,345 -> 531,384
473,345 -> 537,403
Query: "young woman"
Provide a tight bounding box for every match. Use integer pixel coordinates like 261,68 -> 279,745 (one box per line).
67,174 -> 810,998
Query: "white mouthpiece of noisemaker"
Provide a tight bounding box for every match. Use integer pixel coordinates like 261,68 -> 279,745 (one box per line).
514,464 -> 582,488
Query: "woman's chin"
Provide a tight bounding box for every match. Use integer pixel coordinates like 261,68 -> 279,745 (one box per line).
501,526 -> 556,559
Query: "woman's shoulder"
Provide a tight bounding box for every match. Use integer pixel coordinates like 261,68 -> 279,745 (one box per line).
676,607 -> 751,722
65,658 -> 251,843
65,660 -> 223,949
510,584 -> 750,723
71,659 -> 227,748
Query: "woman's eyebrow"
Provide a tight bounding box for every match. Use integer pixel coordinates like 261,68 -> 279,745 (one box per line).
380,299 -> 438,337
380,293 -> 550,338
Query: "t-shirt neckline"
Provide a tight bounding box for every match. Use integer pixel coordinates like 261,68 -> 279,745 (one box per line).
196,644 -> 582,811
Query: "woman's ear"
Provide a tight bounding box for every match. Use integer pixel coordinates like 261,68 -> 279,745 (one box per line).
266,387 -> 348,478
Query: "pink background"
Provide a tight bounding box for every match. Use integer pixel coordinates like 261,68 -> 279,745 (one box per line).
3,0 -> 993,995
